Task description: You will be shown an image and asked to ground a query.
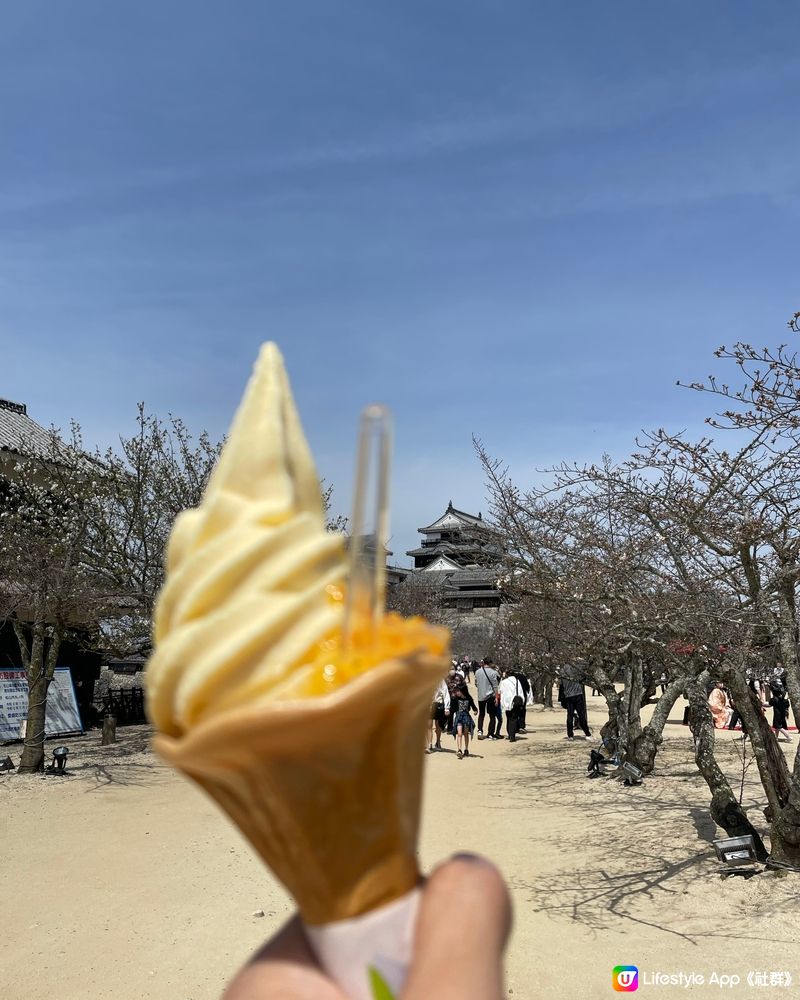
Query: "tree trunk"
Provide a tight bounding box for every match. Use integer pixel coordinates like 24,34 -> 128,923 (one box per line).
18,671 -> 50,773
628,673 -> 689,774
592,661 -> 623,746
18,623 -> 62,775
724,663 -> 791,819
770,750 -> 800,866
532,673 -> 555,707
686,675 -> 768,861
723,659 -> 800,865
641,660 -> 657,705
776,591 -> 800,731
613,655 -> 643,761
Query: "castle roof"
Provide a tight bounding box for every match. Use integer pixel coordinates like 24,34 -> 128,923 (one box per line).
418,501 -> 500,534
405,541 -> 482,558
418,554 -> 462,572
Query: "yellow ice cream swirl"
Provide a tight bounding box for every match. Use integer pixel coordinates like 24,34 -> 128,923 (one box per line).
146,343 -> 448,739
146,344 -> 347,737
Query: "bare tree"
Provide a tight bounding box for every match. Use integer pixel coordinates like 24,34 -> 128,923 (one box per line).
474,439 -> 709,774
1,403 -> 346,772
385,573 -> 458,632
0,428 -> 115,771
86,406 -> 222,656
474,310 -> 800,865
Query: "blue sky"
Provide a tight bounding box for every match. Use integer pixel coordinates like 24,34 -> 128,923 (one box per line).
2,2 -> 799,563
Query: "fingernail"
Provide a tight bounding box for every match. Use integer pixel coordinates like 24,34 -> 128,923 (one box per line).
451,851 -> 491,866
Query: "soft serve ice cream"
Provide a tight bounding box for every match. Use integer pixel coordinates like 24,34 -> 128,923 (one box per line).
146,344 -> 449,998
147,343 -> 446,734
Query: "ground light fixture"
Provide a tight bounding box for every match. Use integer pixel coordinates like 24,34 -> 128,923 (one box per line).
713,835 -> 760,878
621,760 -> 644,785
50,746 -> 69,772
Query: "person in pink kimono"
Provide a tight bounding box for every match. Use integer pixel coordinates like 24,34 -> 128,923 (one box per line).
708,682 -> 732,729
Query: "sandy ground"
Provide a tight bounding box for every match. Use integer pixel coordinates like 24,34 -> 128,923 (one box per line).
3,692 -> 799,1000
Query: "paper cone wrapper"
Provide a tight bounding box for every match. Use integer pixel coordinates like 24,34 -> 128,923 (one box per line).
154,650 -> 448,926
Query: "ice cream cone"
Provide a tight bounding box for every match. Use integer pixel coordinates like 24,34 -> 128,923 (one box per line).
154,649 -> 448,926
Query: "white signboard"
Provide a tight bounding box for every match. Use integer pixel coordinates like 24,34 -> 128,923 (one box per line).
0,667 -> 83,742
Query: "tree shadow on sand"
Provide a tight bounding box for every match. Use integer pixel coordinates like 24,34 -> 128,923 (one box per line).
52,726 -> 170,792
504,741 -> 797,946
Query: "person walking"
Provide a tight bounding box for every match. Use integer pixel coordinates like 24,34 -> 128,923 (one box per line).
499,670 -> 525,742
768,684 -> 793,743
427,677 -> 451,752
560,664 -> 591,740
475,658 -> 501,740
512,669 -> 531,734
445,666 -> 463,736
451,679 -> 478,758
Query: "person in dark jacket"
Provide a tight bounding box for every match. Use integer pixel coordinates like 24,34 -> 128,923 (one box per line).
451,681 -> 478,759
769,684 -> 793,743
512,670 -> 531,734
560,665 -> 592,740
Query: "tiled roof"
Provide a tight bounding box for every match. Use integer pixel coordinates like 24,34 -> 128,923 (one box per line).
448,504 -> 487,525
406,542 -> 457,557
444,589 -> 501,601
0,399 -> 54,457
418,501 -> 502,535
448,566 -> 500,585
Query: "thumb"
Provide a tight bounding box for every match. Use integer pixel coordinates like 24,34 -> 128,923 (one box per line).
402,854 -> 512,1000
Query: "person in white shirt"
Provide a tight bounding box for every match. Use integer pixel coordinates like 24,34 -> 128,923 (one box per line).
427,677 -> 451,752
499,670 -> 525,742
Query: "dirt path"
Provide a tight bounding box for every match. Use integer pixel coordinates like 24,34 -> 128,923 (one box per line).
3,695 -> 799,999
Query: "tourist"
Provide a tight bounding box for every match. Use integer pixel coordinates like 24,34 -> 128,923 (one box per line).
727,695 -> 744,733
445,667 -> 463,735
512,669 -> 531,733
768,684 -> 793,743
708,681 -> 731,729
460,654 -> 472,680
475,657 -> 501,740
451,679 -> 478,759
748,670 -> 765,705
499,670 -> 525,742
428,677 -> 451,752
559,664 -> 592,740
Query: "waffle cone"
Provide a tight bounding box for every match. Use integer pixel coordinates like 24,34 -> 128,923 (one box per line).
154,651 -> 448,925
